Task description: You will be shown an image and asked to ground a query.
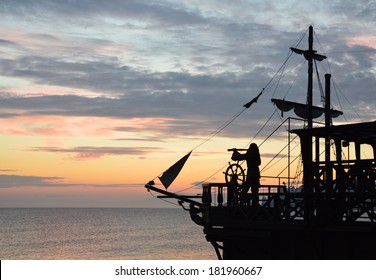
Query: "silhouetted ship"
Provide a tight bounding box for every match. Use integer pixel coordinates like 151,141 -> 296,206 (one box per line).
145,26 -> 376,259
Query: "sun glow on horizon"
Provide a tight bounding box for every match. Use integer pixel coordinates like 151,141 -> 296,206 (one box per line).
1,1 -> 375,207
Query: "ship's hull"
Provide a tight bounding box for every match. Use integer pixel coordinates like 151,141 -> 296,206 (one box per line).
204,220 -> 376,259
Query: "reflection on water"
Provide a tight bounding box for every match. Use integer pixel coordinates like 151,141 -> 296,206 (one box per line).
0,208 -> 216,260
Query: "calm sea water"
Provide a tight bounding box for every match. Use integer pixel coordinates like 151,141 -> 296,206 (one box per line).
0,208 -> 217,260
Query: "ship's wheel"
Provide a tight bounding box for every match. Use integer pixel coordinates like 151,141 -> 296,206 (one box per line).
224,163 -> 245,187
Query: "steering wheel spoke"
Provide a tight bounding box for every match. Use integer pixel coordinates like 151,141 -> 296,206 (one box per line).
224,162 -> 245,187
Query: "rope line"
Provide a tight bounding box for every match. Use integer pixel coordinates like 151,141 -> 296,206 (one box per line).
148,28 -> 317,199
246,108 -> 278,148
261,135 -> 299,173
148,188 -> 180,206
190,107 -> 247,151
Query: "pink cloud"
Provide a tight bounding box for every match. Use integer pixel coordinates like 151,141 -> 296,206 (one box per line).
347,36 -> 376,48
30,146 -> 162,160
0,114 -> 176,137
1,115 -> 75,136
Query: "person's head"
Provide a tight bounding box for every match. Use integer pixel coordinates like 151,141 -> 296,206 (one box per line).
248,143 -> 259,154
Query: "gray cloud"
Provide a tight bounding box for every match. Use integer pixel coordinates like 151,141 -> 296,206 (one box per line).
0,43 -> 374,137
0,174 -> 65,188
0,0 -> 208,29
0,39 -> 20,47
0,1 -> 375,142
0,174 -> 141,188
30,146 -> 163,160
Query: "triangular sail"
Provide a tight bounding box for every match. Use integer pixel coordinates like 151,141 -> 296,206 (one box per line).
158,151 -> 192,189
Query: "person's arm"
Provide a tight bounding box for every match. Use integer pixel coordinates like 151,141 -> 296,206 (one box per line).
232,150 -> 247,161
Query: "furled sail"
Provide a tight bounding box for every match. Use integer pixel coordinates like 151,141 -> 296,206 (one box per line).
271,98 -> 343,119
158,151 -> 192,189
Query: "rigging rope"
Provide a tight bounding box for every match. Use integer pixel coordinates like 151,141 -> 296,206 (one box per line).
332,79 -> 362,121
182,36 -> 301,155
261,135 -> 299,173
246,108 -> 278,147
276,152 -> 301,178
314,28 -> 365,124
149,28 -> 312,197
190,107 -> 248,151
314,59 -> 325,105
148,187 -> 180,206
151,53 -> 294,184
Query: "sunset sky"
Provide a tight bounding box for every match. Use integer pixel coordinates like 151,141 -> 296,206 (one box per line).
1,0 -> 375,207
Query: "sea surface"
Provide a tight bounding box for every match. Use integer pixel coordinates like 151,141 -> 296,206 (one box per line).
0,208 -> 217,260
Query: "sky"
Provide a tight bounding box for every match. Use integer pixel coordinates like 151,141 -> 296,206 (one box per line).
0,0 -> 375,207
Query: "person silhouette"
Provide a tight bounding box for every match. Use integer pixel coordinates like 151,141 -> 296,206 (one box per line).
232,143 -> 261,206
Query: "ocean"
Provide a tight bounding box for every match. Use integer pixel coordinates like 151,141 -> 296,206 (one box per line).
0,208 -> 217,260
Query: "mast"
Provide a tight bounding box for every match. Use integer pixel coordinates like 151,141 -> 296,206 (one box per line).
307,26 -> 314,130
305,25 -> 314,223
325,73 -> 333,192
290,25 -> 327,223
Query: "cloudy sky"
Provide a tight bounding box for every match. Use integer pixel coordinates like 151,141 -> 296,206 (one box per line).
0,0 -> 375,207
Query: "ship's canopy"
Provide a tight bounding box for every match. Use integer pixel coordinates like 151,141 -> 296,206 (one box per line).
271,98 -> 343,119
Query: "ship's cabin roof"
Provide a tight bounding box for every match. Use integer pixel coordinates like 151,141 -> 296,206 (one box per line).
291,120 -> 376,146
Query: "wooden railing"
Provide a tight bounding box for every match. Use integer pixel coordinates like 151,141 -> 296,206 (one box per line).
202,182 -> 287,207
202,167 -> 376,222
